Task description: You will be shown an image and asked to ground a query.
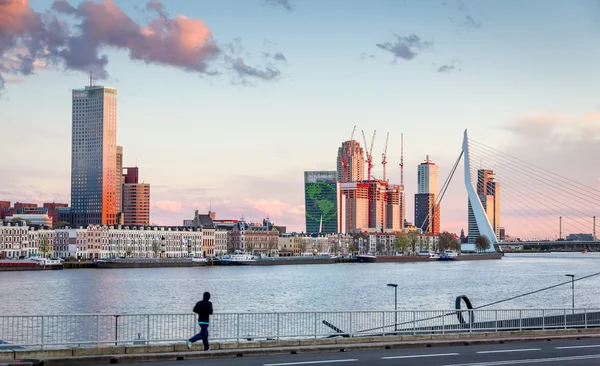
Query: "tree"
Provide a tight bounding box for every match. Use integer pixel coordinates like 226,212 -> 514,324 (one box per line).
393,233 -> 409,255
438,232 -> 459,252
475,235 -> 491,252
52,221 -> 70,230
348,243 -> 356,255
125,245 -> 133,257
151,240 -> 161,258
375,241 -> 385,255
38,236 -> 50,258
408,232 -> 419,255
246,242 -> 254,254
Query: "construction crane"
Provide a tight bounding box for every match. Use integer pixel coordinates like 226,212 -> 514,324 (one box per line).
400,133 -> 404,188
341,126 -> 357,182
361,129 -> 376,181
381,132 -> 389,182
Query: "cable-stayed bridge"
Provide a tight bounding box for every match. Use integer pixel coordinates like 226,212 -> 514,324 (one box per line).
442,130 -> 599,252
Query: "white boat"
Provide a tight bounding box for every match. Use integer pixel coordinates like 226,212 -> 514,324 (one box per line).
418,250 -> 437,258
220,254 -> 256,265
191,256 -> 208,264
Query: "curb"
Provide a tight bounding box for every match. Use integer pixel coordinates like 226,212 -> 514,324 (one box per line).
31,332 -> 600,365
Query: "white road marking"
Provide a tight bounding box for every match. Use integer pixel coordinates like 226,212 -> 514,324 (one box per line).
263,359 -> 359,366
476,348 -> 541,354
555,344 -> 600,349
381,352 -> 460,359
442,353 -> 600,365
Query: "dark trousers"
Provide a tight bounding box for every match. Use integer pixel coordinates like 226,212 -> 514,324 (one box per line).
189,323 -> 209,350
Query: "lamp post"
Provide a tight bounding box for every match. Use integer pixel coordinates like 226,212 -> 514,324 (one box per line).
565,274 -> 575,313
387,283 -> 398,331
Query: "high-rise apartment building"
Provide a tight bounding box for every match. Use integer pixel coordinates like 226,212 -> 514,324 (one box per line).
116,146 -> 123,219
418,155 -> 439,197
122,167 -> 150,226
304,171 -> 338,234
368,180 -> 387,230
415,156 -> 439,234
71,84 -> 118,227
339,182 -> 370,232
385,184 -> 404,231
415,193 -> 435,233
336,140 -> 364,182
468,169 -> 501,243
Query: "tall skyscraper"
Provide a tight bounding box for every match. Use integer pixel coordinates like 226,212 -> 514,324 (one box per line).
304,171 -> 338,233
385,184 -> 404,231
415,156 -> 439,234
116,145 -> 123,218
336,140 -> 364,182
417,155 -> 439,197
468,169 -> 500,243
71,84 -> 118,227
122,167 -> 150,226
415,193 -> 435,233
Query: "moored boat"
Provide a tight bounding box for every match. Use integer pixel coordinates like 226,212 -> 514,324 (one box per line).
0,258 -> 63,271
356,254 -> 377,263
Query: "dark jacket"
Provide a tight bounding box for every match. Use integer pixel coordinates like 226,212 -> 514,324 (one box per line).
193,292 -> 213,323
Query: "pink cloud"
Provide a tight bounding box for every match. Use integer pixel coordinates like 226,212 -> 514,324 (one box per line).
153,200 -> 182,213
582,112 -> 600,122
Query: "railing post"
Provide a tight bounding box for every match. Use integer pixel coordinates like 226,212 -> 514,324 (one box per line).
442,311 -> 445,334
564,309 -> 567,329
314,313 -> 317,339
236,313 -> 240,342
349,312 -> 353,335
382,311 -> 386,336
519,310 -> 522,331
146,314 -> 150,344
542,310 -> 545,330
412,311 -> 416,335
276,313 -> 280,340
96,315 -> 100,346
585,309 -> 588,329
40,316 -> 44,350
495,310 -> 498,332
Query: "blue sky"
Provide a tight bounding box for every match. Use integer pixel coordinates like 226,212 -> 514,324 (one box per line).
1,0 -> 599,236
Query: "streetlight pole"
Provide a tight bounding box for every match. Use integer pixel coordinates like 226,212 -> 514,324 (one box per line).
565,274 -> 574,314
387,283 -> 398,332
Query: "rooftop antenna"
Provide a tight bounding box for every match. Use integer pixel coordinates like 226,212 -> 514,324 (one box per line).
400,133 -> 404,187
89,71 -> 93,87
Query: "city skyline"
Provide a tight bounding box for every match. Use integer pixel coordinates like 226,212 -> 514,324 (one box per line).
1,0 -> 599,235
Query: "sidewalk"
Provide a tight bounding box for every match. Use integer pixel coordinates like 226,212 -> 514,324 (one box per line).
2,328 -> 600,366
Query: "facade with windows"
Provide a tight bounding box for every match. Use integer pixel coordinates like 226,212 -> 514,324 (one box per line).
304,171 -> 338,234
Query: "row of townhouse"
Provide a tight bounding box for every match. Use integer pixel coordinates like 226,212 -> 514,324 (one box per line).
354,232 -> 444,255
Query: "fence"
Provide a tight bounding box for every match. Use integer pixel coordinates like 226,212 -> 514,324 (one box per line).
1,309 -> 600,348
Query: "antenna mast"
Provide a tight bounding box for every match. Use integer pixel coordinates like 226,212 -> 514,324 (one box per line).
89,71 -> 93,87
400,133 -> 404,187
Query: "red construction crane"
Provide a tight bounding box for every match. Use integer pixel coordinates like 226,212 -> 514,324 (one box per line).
341,126 -> 356,182
400,132 -> 404,187
361,129 -> 376,181
381,132 -> 389,182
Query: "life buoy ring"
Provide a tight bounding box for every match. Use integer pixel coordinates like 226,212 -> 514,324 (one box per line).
455,295 -> 474,325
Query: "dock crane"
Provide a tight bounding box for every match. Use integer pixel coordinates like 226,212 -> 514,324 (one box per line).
361,129 -> 376,181
381,132 -> 389,182
342,126 -> 356,182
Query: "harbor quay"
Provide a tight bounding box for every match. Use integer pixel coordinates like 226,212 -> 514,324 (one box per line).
0,218 -> 497,269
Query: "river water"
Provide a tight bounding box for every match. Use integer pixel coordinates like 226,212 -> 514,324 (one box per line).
2,253 -> 599,315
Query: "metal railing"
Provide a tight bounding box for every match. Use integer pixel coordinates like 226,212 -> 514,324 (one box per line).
1,309 -> 599,348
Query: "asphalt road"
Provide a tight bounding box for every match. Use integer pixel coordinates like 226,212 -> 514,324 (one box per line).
92,338 -> 600,366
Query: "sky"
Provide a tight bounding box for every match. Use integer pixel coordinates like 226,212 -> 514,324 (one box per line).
1,0 -> 599,237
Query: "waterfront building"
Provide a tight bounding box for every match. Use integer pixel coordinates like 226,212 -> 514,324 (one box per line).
304,171 -> 339,234
278,233 -> 302,256
122,167 -> 150,226
191,210 -> 215,257
215,229 -> 227,256
54,228 -> 87,259
336,140 -> 364,183
339,182 -> 369,233
230,218 -> 279,255
415,156 -> 440,235
468,169 -> 501,243
0,222 -> 31,258
71,83 -> 118,227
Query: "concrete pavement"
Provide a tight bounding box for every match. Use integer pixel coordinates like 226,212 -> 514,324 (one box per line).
90,338 -> 600,366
